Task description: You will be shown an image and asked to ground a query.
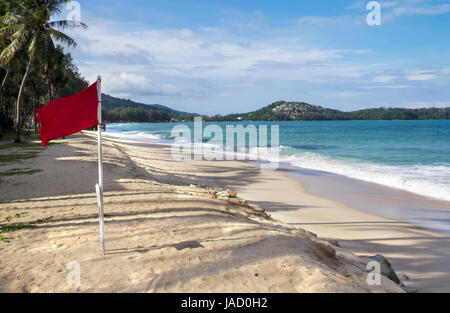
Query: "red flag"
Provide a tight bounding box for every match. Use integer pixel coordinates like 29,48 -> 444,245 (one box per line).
36,82 -> 99,148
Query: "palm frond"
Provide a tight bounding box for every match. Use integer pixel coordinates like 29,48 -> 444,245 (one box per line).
28,35 -> 38,57
41,34 -> 57,64
48,29 -> 77,48
0,24 -> 25,39
47,0 -> 71,15
1,14 -> 24,26
0,30 -> 29,65
48,20 -> 88,30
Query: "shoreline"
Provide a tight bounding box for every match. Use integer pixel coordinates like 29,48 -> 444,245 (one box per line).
104,130 -> 450,236
100,133 -> 450,292
284,166 -> 450,236
104,123 -> 450,203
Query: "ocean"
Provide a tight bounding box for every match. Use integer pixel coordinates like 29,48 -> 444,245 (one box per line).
105,120 -> 450,203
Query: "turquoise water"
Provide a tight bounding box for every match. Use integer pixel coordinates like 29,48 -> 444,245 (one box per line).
106,120 -> 450,201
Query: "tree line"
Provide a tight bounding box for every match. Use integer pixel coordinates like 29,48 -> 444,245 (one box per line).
204,102 -> 450,122
0,0 -> 88,141
100,94 -> 196,123
102,107 -> 172,123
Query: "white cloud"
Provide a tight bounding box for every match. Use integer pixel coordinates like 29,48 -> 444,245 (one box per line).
373,75 -> 398,83
348,0 -> 450,23
296,15 -> 362,26
62,11 -> 450,113
361,84 -> 410,89
100,72 -> 181,97
402,101 -> 450,108
393,4 -> 450,16
68,19 -> 373,93
406,71 -> 437,81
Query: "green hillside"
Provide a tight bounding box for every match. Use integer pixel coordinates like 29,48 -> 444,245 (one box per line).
101,94 -> 192,123
205,101 -> 450,121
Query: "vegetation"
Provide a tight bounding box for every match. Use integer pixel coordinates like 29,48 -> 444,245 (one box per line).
0,215 -> 53,242
0,0 -> 88,142
205,101 -> 450,122
0,168 -> 42,177
4,212 -> 29,222
0,140 -> 66,149
102,98 -> 450,123
101,94 -> 194,123
0,222 -> 36,233
0,151 -> 39,163
103,107 -> 173,123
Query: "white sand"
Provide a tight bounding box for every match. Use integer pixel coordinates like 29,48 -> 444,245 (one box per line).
0,132 -> 409,292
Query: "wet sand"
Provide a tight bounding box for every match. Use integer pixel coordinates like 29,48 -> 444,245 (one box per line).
286,166 -> 450,236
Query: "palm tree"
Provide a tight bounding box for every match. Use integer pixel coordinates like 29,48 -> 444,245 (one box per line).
0,65 -> 11,139
44,45 -> 66,101
0,0 -> 86,142
0,1 -> 11,140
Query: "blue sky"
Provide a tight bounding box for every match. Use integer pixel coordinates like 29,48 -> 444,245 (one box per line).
59,0 -> 450,114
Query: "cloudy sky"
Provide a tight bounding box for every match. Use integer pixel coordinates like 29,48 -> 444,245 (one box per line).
58,0 -> 450,114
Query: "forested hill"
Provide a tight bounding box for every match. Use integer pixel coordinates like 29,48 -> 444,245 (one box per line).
102,94 -> 189,114
101,94 -> 192,123
101,97 -> 450,123
205,101 -> 450,121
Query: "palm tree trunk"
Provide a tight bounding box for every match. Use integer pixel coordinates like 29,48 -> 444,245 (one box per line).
15,54 -> 35,143
31,81 -> 39,134
1,68 -> 10,106
0,68 -> 10,140
33,100 -> 37,133
47,82 -> 52,101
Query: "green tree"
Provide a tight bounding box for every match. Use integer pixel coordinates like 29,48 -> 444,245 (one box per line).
0,0 -> 86,142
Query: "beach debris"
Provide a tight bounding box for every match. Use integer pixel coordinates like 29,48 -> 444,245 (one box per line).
208,190 -> 218,199
242,205 -> 270,219
180,184 -> 269,218
228,198 -> 248,206
216,190 -> 239,199
217,191 -> 229,199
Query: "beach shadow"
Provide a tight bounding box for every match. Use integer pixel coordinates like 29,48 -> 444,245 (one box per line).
0,134 -> 161,202
106,240 -> 204,255
125,234 -> 341,292
297,220 -> 450,292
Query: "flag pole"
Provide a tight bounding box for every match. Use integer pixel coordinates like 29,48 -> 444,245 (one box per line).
96,76 -> 105,256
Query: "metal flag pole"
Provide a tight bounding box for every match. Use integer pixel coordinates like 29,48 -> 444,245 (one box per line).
95,75 -> 105,256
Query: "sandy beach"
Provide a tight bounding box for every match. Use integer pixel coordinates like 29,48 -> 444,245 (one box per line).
1,132 -> 447,292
